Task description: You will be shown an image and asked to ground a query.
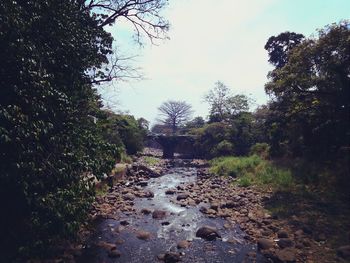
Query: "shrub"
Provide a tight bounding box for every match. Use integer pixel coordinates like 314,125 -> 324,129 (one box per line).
209,155 -> 294,189
250,143 -> 270,159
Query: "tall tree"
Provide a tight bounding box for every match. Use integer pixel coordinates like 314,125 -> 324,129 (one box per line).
0,0 -> 168,258
265,31 -> 305,68
265,21 -> 350,159
205,81 -> 251,122
158,100 -> 193,134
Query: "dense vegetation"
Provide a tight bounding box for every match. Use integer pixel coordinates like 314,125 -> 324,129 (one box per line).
180,22 -> 349,193
0,0 -> 167,259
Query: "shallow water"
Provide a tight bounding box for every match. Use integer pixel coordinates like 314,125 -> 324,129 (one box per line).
78,166 -> 266,262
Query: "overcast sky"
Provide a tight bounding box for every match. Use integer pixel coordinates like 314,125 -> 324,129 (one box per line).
98,0 -> 350,126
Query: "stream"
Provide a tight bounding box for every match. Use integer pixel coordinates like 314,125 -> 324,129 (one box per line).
77,166 -> 266,262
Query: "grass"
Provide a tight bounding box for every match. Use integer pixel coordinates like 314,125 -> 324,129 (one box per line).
143,156 -> 160,166
209,155 -> 294,190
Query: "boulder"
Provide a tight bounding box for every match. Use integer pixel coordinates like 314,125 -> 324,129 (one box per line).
152,210 -> 167,220
196,226 -> 221,241
123,193 -> 135,201
177,193 -> 189,201
257,238 -> 274,250
141,208 -> 152,214
165,189 -> 176,195
177,240 -> 191,249
136,230 -> 151,240
277,238 -> 294,249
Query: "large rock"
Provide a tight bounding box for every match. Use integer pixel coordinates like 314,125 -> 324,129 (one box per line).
257,238 -> 274,250
196,226 -> 221,241
136,230 -> 151,240
142,191 -> 154,198
152,210 -> 167,219
177,193 -> 189,201
177,240 -> 191,249
165,189 -> 176,195
277,238 -> 294,249
337,245 -> 350,260
123,193 -> 135,201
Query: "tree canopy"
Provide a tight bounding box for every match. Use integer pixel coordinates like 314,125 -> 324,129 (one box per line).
157,100 -> 193,134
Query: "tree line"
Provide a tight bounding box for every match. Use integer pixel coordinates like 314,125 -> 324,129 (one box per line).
154,21 -> 349,187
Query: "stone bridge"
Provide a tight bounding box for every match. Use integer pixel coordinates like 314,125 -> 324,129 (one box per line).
146,134 -> 197,158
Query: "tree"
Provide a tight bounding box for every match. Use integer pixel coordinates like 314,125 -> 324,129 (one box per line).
0,0 -> 168,258
265,21 -> 350,160
158,100 -> 193,134
265,31 -> 305,68
205,81 -> 251,122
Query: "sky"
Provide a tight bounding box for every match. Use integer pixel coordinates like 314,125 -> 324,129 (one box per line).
98,0 -> 350,126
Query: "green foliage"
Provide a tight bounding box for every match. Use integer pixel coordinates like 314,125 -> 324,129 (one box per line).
211,140 -> 234,157
265,21 -> 350,161
0,0 -> 119,258
192,122 -> 230,158
210,155 -> 294,189
97,110 -> 146,155
250,143 -> 270,159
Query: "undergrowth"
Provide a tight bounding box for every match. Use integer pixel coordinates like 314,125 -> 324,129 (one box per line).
209,155 -> 294,189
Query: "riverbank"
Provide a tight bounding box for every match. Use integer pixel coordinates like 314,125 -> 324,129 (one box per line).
36,149 -> 349,262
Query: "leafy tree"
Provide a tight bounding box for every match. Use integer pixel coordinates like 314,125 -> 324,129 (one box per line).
0,0 -> 168,258
186,116 -> 206,129
265,21 -> 350,160
205,81 -> 251,122
157,100 -> 193,134
264,31 -> 305,68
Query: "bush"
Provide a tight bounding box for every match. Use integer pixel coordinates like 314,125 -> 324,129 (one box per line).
250,143 -> 270,159
211,140 -> 234,157
209,155 -> 294,189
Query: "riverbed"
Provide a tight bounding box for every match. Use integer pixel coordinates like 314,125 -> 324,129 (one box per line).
77,165 -> 266,262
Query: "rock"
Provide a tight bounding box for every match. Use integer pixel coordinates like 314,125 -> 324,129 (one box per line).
199,206 -> 208,214
141,208 -> 152,214
152,210 -> 167,219
120,220 -> 129,226
177,193 -> 189,201
97,241 -> 116,251
108,249 -> 121,258
277,238 -> 294,249
221,201 -> 237,209
161,221 -> 170,226
136,230 -> 151,240
196,226 -> 221,241
142,191 -> 154,198
275,248 -> 296,262
177,240 -> 191,249
164,252 -> 181,263
210,203 -> 219,211
277,230 -> 289,238
123,193 -> 135,201
165,189 -> 176,195
138,181 -> 148,187
337,245 -> 350,260
257,238 -> 274,250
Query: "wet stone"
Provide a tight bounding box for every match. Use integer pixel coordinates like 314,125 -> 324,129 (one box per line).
196,226 -> 221,241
